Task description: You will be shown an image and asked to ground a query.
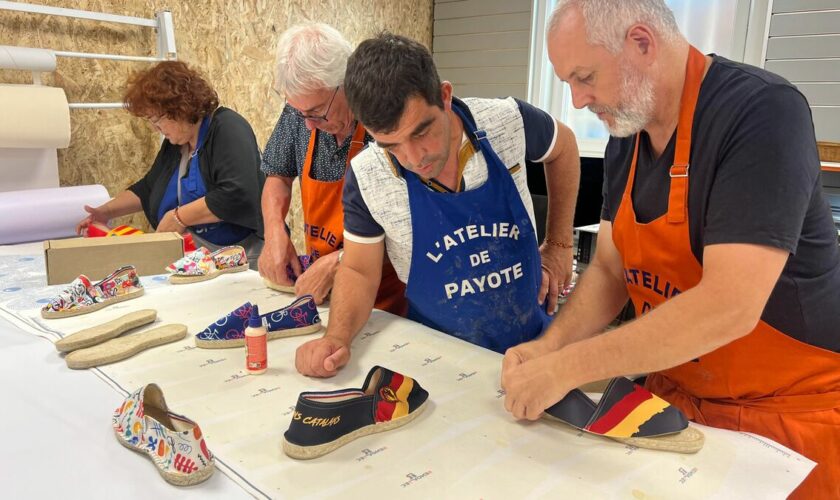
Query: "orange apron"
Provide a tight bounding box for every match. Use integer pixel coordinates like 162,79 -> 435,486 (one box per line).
611,46 -> 840,498
300,124 -> 407,316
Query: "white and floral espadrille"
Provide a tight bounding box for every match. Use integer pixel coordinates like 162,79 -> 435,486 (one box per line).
112,384 -> 214,486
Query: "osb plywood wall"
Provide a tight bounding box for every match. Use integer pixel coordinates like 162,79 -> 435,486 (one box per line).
0,0 -> 433,250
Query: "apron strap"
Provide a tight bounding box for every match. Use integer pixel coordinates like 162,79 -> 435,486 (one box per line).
302,128 -> 318,179
346,122 -> 367,166
667,46 -> 706,224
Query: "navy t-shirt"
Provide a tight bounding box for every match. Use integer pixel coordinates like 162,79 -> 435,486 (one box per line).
602,55 -> 840,352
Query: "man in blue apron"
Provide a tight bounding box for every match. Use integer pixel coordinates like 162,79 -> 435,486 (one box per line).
295,33 -> 581,377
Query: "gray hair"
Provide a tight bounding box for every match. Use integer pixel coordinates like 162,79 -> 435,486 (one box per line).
273,23 -> 353,98
548,0 -> 680,53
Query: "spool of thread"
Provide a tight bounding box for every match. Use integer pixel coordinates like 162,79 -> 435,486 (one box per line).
245,304 -> 267,375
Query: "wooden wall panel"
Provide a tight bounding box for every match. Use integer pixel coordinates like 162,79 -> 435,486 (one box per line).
0,0 -> 433,250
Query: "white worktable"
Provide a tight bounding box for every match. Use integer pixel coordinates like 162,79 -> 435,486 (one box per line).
0,243 -> 813,499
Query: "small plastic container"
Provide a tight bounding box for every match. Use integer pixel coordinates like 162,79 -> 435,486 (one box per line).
245,304 -> 267,375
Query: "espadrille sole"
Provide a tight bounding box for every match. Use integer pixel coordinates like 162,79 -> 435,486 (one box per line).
542,413 -> 705,454
263,277 -> 296,293
195,323 -> 322,349
282,400 -> 428,460
41,289 -> 145,319
169,264 -> 248,284
65,324 -> 187,369
114,429 -> 214,486
55,309 -> 157,352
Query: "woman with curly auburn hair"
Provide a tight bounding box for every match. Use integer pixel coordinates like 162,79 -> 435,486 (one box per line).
76,60 -> 265,261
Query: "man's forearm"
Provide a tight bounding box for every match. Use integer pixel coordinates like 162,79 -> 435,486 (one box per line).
323,264 -> 380,345
555,279 -> 757,389
262,176 -> 293,242
543,125 -> 580,244
541,257 -> 630,349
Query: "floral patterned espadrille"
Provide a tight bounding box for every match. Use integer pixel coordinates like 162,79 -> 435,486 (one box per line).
113,384 -> 214,486
41,265 -> 144,319
167,245 -> 248,284
195,295 -> 322,348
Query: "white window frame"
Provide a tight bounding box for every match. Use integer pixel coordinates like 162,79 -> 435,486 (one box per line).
527,0 -> 772,158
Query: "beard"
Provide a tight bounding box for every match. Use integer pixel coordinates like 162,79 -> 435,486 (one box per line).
589,60 -> 655,138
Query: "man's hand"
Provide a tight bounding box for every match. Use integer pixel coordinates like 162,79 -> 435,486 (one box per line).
538,245 -> 574,314
501,337 -> 555,379
76,204 -> 111,235
259,235 -> 301,286
502,350 -> 572,421
295,335 -> 350,377
295,251 -> 340,304
157,209 -> 187,234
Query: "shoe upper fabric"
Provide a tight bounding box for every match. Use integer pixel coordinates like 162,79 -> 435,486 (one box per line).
283,366 -> 429,447
166,247 -> 212,276
42,265 -> 142,314
166,246 -> 246,276
113,384 -> 214,478
544,377 -> 689,438
195,295 -> 321,343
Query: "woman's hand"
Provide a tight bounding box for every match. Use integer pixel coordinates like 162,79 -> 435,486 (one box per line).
157,209 -> 187,234
76,205 -> 111,235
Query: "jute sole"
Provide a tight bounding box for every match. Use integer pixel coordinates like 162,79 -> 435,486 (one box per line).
195,323 -> 322,349
613,425 -> 704,453
65,324 -> 187,369
542,413 -> 705,454
114,429 -> 214,486
55,309 -> 157,353
41,289 -> 145,319
169,264 -> 248,284
282,400 -> 427,460
263,278 -> 295,293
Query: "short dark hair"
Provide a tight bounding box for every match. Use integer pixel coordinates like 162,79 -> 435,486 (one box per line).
344,32 -> 443,133
124,60 -> 219,124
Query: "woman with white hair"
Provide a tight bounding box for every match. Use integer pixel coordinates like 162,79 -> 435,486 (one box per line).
259,23 -> 406,315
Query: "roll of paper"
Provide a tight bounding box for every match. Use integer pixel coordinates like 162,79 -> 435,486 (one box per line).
0,185 -> 110,244
0,84 -> 70,148
0,45 -> 56,73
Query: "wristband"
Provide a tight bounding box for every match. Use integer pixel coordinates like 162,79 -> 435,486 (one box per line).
173,207 -> 188,229
543,237 -> 574,249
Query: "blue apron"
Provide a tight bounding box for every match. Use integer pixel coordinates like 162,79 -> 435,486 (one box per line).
403,103 -> 549,353
157,115 -> 251,246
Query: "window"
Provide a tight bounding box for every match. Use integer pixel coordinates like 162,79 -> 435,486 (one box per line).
528,0 -> 755,157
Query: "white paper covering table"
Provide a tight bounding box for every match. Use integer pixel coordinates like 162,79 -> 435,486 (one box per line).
0,242 -> 814,499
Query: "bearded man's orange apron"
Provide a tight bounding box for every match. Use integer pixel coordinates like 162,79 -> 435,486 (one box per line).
611,46 -> 840,498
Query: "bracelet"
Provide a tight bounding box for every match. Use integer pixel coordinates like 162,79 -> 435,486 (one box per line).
173,207 -> 188,229
543,237 -> 574,249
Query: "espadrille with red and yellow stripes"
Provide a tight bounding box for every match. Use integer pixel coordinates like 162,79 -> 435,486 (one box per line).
282,366 -> 429,459
543,377 -> 704,453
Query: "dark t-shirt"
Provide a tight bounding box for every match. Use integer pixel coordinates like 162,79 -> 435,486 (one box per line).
128,107 -> 264,236
602,55 -> 840,352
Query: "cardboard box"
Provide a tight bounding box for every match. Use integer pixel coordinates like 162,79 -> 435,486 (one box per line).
44,233 -> 184,285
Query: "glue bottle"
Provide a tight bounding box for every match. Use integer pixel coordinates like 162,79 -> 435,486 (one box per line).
245,304 -> 267,375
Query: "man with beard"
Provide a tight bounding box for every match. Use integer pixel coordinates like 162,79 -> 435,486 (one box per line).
501,1 -> 840,497
295,33 -> 581,372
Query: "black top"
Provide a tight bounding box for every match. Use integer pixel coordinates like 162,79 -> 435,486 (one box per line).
602,55 -> 840,352
129,107 -> 264,237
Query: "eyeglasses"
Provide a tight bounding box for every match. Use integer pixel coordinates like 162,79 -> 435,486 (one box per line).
290,86 -> 340,123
